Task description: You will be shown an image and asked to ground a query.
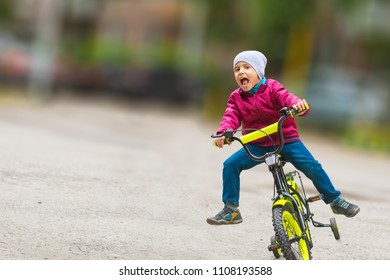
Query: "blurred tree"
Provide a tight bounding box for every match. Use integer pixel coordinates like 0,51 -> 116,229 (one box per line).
205,0 -> 313,61
61,0 -> 105,63
0,0 -> 15,23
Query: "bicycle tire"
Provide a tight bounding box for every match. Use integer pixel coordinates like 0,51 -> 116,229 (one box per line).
272,204 -> 312,260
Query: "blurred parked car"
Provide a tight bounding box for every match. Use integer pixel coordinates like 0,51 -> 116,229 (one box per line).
0,35 -> 204,105
305,65 -> 387,128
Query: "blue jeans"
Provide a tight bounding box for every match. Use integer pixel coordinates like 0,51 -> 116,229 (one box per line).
222,142 -> 341,205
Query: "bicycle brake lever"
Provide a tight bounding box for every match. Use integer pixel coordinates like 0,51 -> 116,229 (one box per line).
211,129 -> 235,147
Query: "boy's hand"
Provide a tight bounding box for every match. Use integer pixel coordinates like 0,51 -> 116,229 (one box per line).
292,99 -> 309,115
214,137 -> 226,148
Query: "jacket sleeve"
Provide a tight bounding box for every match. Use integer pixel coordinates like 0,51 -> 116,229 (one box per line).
271,81 -> 310,116
216,93 -> 242,134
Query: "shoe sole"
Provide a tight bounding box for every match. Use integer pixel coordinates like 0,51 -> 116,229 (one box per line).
206,218 -> 243,225
332,207 -> 360,218
347,207 -> 360,218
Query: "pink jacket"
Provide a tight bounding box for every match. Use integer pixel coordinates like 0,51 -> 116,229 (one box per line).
216,79 -> 310,147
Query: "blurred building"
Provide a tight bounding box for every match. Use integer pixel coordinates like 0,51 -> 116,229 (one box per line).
0,0 -> 206,105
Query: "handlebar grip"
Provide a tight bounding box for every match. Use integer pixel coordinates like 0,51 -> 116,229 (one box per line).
211,129 -> 235,147
280,102 -> 310,117
212,138 -> 232,147
292,101 -> 310,115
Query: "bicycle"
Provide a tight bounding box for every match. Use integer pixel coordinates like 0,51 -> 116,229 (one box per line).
211,106 -> 340,260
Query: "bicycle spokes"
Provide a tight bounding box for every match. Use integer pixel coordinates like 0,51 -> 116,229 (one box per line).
272,204 -> 312,260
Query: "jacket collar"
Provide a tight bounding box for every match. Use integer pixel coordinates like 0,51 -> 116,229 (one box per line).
239,77 -> 267,95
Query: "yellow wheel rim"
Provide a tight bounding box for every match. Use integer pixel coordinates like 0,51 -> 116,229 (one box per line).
282,210 -> 310,260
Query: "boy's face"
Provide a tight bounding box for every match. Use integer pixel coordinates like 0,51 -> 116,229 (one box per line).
234,62 -> 260,92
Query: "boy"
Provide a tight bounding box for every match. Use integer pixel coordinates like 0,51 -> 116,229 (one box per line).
207,50 -> 360,225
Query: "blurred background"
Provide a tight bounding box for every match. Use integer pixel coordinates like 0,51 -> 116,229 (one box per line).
0,0 -> 389,154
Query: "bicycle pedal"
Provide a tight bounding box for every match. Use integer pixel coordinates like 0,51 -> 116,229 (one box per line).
268,244 -> 280,251
307,195 -> 322,203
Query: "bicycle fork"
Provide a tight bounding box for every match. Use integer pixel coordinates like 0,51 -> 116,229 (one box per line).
267,156 -> 308,234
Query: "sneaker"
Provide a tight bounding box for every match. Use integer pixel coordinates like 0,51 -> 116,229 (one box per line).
206,205 -> 243,225
330,197 -> 360,218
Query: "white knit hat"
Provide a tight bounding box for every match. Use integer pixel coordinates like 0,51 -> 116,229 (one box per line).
233,50 -> 267,79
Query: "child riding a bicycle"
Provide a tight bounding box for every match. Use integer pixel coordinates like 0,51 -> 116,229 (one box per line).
207,50 -> 360,225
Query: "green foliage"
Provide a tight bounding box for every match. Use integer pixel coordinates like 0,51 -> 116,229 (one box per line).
206,0 -> 313,47
64,38 -> 135,66
256,0 -> 314,28
342,123 -> 390,154
331,0 -> 359,11
143,41 -> 177,69
92,40 -> 135,66
363,34 -> 390,71
0,0 -> 15,22
205,0 -> 242,43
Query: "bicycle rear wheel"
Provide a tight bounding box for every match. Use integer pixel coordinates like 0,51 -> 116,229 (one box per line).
272,203 -> 312,260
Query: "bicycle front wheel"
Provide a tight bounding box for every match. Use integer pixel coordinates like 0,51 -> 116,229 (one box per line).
272,204 -> 312,260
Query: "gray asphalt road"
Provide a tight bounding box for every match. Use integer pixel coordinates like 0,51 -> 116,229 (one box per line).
1,96 -> 389,260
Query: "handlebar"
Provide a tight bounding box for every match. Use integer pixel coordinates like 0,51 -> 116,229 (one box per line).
211,106 -> 307,162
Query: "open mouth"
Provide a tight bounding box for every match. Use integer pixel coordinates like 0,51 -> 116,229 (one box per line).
240,78 -> 249,86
